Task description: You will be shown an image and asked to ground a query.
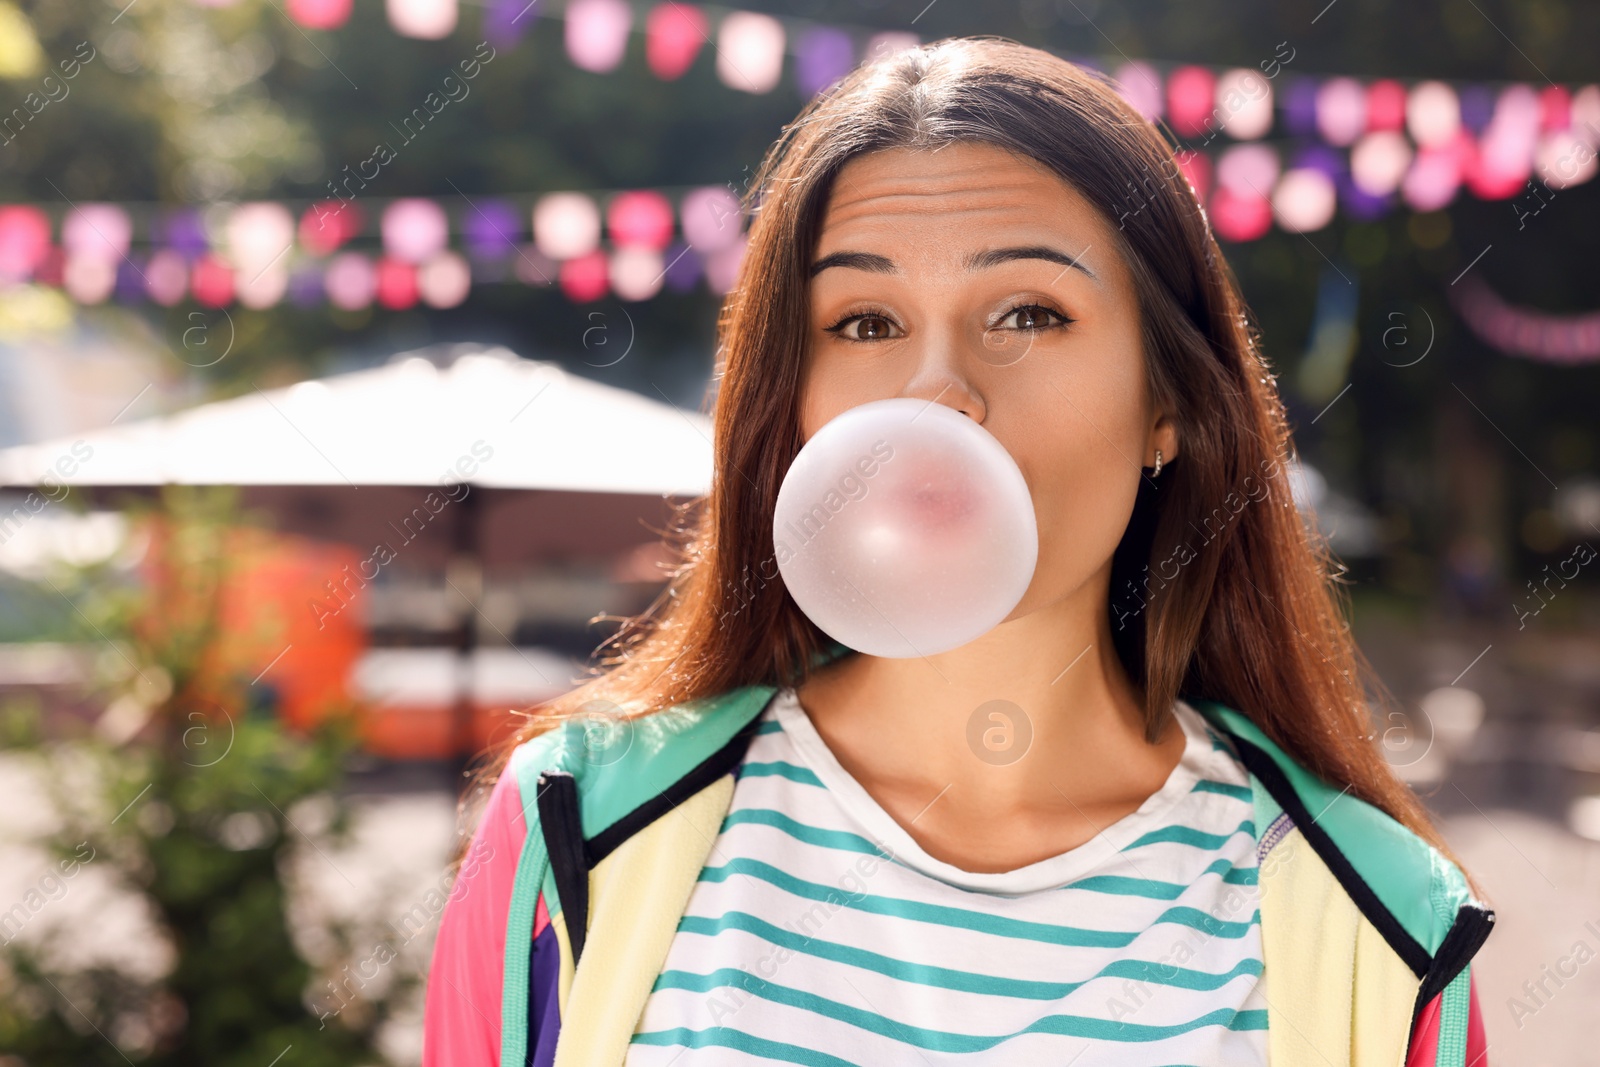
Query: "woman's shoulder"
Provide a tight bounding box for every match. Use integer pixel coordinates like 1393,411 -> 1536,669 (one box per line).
501,682 -> 782,839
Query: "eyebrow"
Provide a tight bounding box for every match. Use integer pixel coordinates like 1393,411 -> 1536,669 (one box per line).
809,250 -> 897,276
809,245 -> 1098,284
968,245 -> 1097,280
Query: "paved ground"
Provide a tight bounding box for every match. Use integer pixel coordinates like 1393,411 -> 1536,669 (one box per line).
1442,809 -> 1600,1065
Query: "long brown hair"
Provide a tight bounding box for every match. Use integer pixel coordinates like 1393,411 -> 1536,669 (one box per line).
469,36 -> 1473,885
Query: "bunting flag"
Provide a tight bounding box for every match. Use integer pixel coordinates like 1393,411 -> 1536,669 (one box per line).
0,186 -> 747,309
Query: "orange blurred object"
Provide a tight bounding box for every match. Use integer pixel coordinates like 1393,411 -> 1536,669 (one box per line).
134,517 -> 548,760
135,518 -> 366,732
353,694 -> 534,761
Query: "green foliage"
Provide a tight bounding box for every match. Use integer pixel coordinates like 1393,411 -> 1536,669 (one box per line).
0,486 -> 407,1066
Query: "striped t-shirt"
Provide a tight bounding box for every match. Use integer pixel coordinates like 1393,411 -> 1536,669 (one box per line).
626,688 -> 1270,1065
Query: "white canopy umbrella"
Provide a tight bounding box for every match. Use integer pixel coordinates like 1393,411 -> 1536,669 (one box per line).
0,344 -> 715,772
0,345 -> 713,496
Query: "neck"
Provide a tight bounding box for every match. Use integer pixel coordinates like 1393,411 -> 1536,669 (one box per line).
793,567 -> 1187,868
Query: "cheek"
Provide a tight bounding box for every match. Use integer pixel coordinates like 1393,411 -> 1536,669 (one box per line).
1024,414 -> 1142,569
1007,340 -> 1149,597
797,384 -> 828,443
798,350 -> 880,441
797,352 -> 844,441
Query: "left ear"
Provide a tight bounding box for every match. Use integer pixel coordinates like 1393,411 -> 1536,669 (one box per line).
1147,407 -> 1180,468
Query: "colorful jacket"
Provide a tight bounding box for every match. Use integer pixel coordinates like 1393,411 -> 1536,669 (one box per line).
422,663 -> 1495,1066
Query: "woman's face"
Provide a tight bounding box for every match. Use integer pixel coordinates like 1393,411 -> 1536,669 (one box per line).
800,141 -> 1179,621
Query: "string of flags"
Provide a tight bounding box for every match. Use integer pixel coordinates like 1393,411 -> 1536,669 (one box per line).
361,0 -> 1597,168
5,85 -> 1597,313
10,165 -> 1599,365
0,0 -> 1595,362
0,186 -> 751,309
265,0 -> 1600,188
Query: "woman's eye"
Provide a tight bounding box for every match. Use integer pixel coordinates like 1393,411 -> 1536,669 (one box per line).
829,313 -> 901,341
995,304 -> 1068,330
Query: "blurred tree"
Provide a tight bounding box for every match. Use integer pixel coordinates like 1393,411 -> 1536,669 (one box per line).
0,485 -> 414,1067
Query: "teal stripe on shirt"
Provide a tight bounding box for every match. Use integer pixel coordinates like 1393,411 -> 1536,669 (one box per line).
698,858 -> 1260,945
633,1021 -> 1268,1064
737,760 -> 825,787
718,807 -> 894,858
1192,778 -> 1253,801
718,809 -> 1257,896
630,1025 -> 862,1067
638,971 -> 1269,1051
1065,857 -> 1257,898
1122,817 -> 1255,853
663,910 -> 1263,999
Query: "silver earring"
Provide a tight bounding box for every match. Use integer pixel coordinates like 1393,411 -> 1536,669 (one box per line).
1152,450 -> 1164,478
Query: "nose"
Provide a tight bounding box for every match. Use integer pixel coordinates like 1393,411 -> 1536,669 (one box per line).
898,334 -> 987,424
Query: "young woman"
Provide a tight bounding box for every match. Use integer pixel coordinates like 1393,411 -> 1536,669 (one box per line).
423,37 -> 1493,1066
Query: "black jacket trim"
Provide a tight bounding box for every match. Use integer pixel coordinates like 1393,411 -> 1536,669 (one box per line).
585,689 -> 779,866
535,771 -> 590,965
1225,733 -> 1435,978
1406,904 -> 1496,1052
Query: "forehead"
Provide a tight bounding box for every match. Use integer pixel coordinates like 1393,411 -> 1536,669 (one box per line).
814,141 -> 1119,274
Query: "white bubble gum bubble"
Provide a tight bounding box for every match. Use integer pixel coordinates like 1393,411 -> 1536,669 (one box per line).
773,397 -> 1039,658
